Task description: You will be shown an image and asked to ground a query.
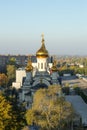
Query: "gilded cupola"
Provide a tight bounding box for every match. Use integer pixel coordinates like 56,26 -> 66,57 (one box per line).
25,56 -> 33,72
51,59 -> 58,72
36,34 -> 49,58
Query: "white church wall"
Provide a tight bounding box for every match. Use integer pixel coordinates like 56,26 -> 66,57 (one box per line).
16,68 -> 26,86
12,82 -> 21,89
12,68 -> 26,89
48,63 -> 52,68
32,63 -> 37,68
32,63 -> 37,76
37,57 -> 47,71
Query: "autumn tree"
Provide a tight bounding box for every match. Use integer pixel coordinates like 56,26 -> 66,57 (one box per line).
1,93 -> 27,130
0,73 -> 8,88
26,85 -> 74,130
3,88 -> 26,130
0,92 -> 12,130
22,126 -> 29,130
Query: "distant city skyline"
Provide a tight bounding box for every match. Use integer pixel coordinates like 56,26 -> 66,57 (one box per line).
0,0 -> 87,55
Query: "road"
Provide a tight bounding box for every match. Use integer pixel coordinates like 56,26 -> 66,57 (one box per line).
62,76 -> 87,95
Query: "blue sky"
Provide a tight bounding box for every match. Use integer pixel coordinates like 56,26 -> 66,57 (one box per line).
0,0 -> 87,55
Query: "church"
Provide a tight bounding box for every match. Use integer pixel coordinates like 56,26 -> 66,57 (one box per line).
12,34 -> 59,107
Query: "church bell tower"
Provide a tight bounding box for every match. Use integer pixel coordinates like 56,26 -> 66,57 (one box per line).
36,34 -> 49,72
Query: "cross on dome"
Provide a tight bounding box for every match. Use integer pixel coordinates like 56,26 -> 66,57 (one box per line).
41,33 -> 44,39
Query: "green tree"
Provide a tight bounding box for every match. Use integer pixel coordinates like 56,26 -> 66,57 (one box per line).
8,57 -> 16,65
8,57 -> 20,68
7,65 -> 16,86
26,85 -> 74,130
10,97 -> 26,130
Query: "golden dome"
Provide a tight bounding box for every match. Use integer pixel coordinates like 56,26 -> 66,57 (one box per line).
36,34 -> 49,58
51,60 -> 58,72
25,56 -> 33,72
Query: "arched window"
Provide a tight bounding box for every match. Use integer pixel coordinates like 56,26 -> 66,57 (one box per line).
38,63 -> 40,69
41,63 -> 43,69
45,63 -> 46,69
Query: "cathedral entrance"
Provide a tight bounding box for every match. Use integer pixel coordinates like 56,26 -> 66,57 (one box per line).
32,83 -> 48,90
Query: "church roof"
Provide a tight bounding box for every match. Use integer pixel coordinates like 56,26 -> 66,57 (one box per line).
25,91 -> 31,96
36,34 -> 49,58
25,56 -> 33,72
51,59 -> 58,72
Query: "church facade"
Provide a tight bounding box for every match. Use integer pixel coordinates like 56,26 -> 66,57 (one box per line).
12,35 -> 59,107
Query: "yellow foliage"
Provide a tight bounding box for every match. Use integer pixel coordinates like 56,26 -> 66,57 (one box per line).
0,93 -> 12,129
26,85 -> 74,130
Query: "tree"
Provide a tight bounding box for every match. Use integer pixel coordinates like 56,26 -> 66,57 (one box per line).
62,83 -> 70,95
8,57 -> 16,65
4,91 -> 27,130
7,65 -> 16,86
26,85 -> 74,130
10,96 -> 26,130
0,92 -> 26,130
22,126 -> 29,130
0,92 -> 12,130
0,73 -> 8,88
8,57 -> 20,68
